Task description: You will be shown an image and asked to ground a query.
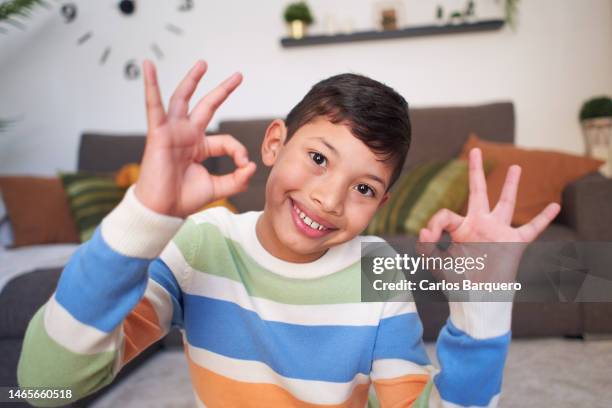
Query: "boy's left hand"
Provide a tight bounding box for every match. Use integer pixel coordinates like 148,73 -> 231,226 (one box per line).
419,147 -> 560,245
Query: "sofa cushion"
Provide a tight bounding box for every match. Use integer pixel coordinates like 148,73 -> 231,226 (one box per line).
58,172 -> 126,242
461,134 -> 603,225
0,177 -> 80,247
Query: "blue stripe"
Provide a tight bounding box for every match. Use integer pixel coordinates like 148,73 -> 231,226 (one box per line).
184,294 -> 384,382
434,319 -> 510,406
373,313 -> 431,366
55,226 -> 150,333
149,258 -> 184,328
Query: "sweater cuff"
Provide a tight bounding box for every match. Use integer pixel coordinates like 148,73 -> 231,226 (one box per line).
101,185 -> 185,259
448,302 -> 513,340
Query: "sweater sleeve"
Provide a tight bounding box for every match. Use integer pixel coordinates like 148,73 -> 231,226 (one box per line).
371,300 -> 512,407
17,185 -> 187,407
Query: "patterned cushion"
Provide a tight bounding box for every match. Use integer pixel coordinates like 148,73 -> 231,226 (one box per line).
367,159 -> 491,236
58,172 -> 127,242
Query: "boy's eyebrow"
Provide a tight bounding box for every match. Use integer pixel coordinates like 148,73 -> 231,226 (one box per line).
313,137 -> 338,156
364,174 -> 387,189
313,137 -> 387,189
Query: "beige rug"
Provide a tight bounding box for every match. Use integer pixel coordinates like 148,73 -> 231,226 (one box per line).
91,338 -> 612,407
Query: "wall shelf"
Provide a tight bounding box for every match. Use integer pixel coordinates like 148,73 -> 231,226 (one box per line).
280,19 -> 505,48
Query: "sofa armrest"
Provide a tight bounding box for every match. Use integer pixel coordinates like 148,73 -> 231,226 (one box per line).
560,172 -> 612,240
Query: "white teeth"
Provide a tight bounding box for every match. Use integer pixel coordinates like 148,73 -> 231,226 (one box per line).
293,202 -> 328,231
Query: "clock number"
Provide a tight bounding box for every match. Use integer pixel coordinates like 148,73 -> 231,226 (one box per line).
61,3 -> 77,23
124,60 -> 140,80
178,0 -> 194,12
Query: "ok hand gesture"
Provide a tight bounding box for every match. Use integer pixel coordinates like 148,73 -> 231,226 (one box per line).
419,148 -> 560,245
134,60 -> 257,218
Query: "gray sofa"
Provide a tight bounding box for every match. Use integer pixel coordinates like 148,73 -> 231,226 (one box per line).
2,101 -> 611,406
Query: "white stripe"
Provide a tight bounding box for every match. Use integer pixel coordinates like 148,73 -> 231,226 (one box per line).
162,238 -> 417,326
146,278 -> 173,334
370,359 -> 437,381
381,301 -> 418,319
186,270 -> 383,326
186,344 -> 370,405
44,295 -> 120,354
101,185 -> 184,259
448,302 -> 512,339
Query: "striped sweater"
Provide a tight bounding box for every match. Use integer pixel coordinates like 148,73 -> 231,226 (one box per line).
18,185 -> 512,407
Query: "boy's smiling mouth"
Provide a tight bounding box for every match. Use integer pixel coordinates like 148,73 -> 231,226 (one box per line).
289,198 -> 337,239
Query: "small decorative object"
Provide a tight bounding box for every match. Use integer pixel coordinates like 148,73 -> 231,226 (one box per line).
380,8 -> 397,31
464,0 -> 476,23
373,1 -> 404,31
504,0 -> 519,29
496,0 -> 519,30
580,96 -> 612,176
283,1 -> 314,40
435,5 -> 445,26
448,10 -> 463,25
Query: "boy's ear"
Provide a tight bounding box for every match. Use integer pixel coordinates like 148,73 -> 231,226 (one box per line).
261,119 -> 288,167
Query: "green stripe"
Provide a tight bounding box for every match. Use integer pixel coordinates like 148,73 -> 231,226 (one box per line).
173,219 -> 362,305
17,307 -> 117,406
412,379 -> 435,407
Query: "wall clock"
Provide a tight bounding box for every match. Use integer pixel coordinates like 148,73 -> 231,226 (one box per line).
56,0 -> 195,80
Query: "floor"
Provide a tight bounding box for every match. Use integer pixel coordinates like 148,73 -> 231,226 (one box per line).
91,338 -> 612,408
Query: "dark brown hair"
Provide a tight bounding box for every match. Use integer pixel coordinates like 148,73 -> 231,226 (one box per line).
285,73 -> 411,190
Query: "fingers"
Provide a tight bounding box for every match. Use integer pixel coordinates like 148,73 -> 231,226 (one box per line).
210,162 -> 257,200
190,72 -> 243,130
421,208 -> 464,243
167,60 -> 208,119
196,134 -> 250,166
143,60 -> 166,129
492,165 -> 521,224
467,147 -> 490,215
516,202 -> 561,242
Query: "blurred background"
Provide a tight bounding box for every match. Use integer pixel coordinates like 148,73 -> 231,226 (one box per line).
1,1 -> 612,407
0,0 -> 610,174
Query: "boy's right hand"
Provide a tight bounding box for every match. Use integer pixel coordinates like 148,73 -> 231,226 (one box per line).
134,60 -> 257,218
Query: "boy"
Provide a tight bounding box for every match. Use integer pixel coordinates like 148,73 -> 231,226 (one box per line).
18,60 -> 559,407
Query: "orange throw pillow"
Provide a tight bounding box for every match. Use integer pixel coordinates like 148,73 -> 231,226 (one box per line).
460,134 -> 603,225
0,176 -> 80,247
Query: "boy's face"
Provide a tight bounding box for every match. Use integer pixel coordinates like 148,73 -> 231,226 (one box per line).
257,117 -> 392,263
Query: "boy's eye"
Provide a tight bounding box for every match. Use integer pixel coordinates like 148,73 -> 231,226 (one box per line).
309,152 -> 327,167
355,183 -> 375,197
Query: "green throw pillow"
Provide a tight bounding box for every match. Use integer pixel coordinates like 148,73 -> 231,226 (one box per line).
58,172 -> 127,242
366,159 -> 492,236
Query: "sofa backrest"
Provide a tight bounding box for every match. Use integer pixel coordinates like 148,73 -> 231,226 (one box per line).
406,102 -> 514,169
77,102 -> 514,213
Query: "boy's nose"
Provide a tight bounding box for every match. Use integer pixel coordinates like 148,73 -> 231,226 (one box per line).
310,178 -> 346,217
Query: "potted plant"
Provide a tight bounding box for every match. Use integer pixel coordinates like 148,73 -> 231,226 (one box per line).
284,1 -> 314,40
580,96 -> 612,175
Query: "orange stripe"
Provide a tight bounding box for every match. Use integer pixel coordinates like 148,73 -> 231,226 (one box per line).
185,346 -> 369,407
121,297 -> 163,365
373,374 -> 430,407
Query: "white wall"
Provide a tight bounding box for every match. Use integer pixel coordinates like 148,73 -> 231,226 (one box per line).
0,0 -> 611,175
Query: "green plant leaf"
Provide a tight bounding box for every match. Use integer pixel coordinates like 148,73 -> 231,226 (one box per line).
0,0 -> 44,22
